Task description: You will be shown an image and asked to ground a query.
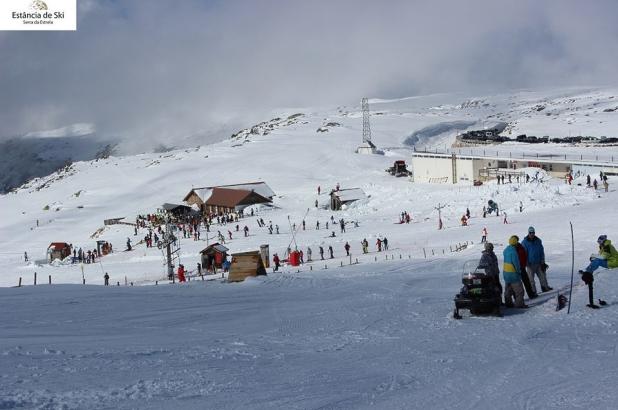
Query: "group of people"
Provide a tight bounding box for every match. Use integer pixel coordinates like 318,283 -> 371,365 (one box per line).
271,236 -> 391,271
479,227 -> 617,310
478,226 -> 552,309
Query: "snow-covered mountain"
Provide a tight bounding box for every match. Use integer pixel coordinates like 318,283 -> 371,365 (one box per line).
1,87 -> 618,409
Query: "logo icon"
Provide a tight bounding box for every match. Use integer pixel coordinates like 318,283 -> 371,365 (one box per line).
30,0 -> 48,11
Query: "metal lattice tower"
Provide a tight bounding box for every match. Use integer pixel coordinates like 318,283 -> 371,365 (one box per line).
361,98 -> 371,143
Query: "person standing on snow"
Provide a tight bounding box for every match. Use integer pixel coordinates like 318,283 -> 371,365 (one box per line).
376,238 -> 382,252
177,264 -> 186,283
328,246 -> 334,259
477,242 -> 502,305
273,254 -> 281,272
522,226 -> 552,293
344,242 -> 350,256
104,272 -> 110,286
383,237 -> 389,250
579,235 -> 618,308
503,236 -> 527,308
319,246 -> 324,260
481,227 -> 488,243
514,235 -> 537,299
307,247 -> 312,262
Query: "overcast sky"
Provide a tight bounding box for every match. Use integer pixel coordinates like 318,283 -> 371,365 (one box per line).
1,0 -> 618,149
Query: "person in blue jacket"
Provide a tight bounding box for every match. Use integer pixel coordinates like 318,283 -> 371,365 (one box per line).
503,235 -> 527,308
521,226 -> 552,293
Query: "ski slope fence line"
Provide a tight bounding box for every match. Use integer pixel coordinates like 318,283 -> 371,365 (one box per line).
10,240 -> 477,288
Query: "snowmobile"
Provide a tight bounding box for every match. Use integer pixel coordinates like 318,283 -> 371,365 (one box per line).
453,260 -> 502,319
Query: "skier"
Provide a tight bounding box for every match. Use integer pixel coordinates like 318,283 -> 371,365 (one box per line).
376,238 -> 382,252
24,251 -> 28,262
477,242 -> 502,306
503,212 -> 508,224
197,262 -> 202,275
519,201 -> 523,213
522,226 -> 552,293
503,236 -> 527,308
340,219 -> 345,233
344,242 -> 350,256
126,238 -> 132,251
299,249 -> 304,264
579,235 -> 618,308
317,185 -> 321,195
328,246 -> 334,259
302,220 -> 306,230
482,206 -> 487,218
481,227 -> 488,243
228,230 -> 232,240
244,225 -> 249,237
276,225 -> 279,234
177,264 -> 186,283
593,179 -> 598,190
315,199 -> 318,208
586,174 -> 591,187
319,246 -> 324,260
307,247 -> 312,262
104,272 -> 109,286
461,215 -> 468,226
362,238 -> 369,254
273,254 -> 281,272
383,237 -> 389,250
316,220 -> 320,230
466,207 -> 471,218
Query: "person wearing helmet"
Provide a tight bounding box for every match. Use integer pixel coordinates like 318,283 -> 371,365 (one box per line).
579,235 -> 618,308
477,242 -> 502,303
503,236 -> 527,308
522,226 -> 552,293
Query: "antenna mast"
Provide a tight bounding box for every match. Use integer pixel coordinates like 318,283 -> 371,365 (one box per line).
362,97 -> 372,144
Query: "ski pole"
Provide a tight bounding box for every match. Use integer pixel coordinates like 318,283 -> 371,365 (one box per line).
567,221 -> 574,314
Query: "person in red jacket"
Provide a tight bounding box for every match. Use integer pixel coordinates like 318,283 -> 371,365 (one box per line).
177,264 -> 186,283
273,254 -> 280,272
514,236 -> 536,299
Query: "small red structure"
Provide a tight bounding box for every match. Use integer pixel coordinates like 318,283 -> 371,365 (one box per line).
47,242 -> 71,262
289,251 -> 300,266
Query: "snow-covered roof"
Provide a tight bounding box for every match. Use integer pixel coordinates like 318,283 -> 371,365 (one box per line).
332,188 -> 367,202
186,182 -> 275,203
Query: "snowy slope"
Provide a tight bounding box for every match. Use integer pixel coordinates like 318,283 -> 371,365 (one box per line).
1,88 -> 618,409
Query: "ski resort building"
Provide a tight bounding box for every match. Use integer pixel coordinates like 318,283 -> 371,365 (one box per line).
183,182 -> 275,212
410,150 -> 618,184
47,242 -> 71,262
330,188 -> 367,210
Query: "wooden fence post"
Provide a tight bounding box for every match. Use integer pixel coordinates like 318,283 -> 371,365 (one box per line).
48,275 -> 51,285
34,272 -> 37,285
18,277 -> 22,287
